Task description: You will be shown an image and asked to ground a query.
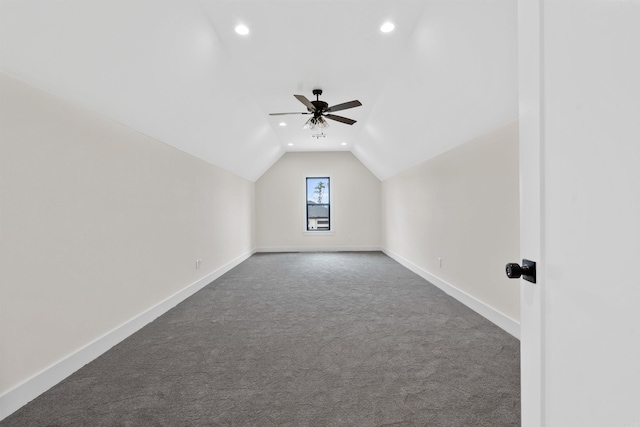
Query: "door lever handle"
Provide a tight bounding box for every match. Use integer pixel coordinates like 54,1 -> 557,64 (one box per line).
505,259 -> 536,283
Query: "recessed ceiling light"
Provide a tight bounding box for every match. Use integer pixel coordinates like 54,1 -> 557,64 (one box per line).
341,142 -> 347,146
287,143 -> 294,146
235,24 -> 250,35
279,122 -> 287,127
380,22 -> 395,33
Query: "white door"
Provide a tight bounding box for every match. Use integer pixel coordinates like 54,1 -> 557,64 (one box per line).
518,1 -> 640,426
517,1 -> 544,425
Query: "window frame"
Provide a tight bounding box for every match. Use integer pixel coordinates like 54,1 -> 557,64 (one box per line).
304,176 -> 333,234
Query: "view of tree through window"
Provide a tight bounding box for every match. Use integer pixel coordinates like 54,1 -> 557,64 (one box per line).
306,177 -> 330,231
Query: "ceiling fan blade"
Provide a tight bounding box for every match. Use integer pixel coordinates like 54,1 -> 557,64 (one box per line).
325,114 -> 357,125
269,112 -> 310,116
294,94 -> 317,112
326,100 -> 362,113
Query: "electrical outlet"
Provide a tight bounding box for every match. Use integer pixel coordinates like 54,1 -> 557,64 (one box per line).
438,257 -> 442,268
196,259 -> 202,270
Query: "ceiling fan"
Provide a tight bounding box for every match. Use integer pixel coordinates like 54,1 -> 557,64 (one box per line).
269,89 -> 362,129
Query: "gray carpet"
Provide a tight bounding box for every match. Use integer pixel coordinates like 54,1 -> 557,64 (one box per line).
2,252 -> 520,426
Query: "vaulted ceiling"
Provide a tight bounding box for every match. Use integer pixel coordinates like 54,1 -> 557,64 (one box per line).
0,0 -> 517,182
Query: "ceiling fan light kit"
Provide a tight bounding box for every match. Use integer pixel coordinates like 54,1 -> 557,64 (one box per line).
270,89 -> 362,133
303,116 -> 329,130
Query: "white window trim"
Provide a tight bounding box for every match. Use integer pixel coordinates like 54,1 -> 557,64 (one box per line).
303,174 -> 334,235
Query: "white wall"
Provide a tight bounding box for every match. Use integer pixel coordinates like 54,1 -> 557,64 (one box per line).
381,121 -> 520,333
0,73 -> 255,415
255,151 -> 381,251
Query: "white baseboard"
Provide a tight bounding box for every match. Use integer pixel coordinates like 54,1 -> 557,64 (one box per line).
0,250 -> 254,421
255,246 -> 382,253
382,248 -> 520,339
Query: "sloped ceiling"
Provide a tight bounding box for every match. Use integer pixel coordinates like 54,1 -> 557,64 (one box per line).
0,0 -> 517,182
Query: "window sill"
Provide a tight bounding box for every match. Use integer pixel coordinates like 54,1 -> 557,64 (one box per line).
303,231 -> 335,236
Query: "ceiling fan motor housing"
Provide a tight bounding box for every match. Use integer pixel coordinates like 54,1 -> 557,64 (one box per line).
310,89 -> 327,115
310,100 -> 328,115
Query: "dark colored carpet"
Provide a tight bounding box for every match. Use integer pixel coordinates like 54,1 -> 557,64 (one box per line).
2,252 -> 520,426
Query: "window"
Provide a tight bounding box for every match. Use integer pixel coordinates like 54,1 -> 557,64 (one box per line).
306,177 -> 330,231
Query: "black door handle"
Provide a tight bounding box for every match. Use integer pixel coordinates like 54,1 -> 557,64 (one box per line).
505,259 -> 536,283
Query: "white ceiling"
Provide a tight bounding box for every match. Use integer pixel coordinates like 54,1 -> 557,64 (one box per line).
0,0 -> 518,182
